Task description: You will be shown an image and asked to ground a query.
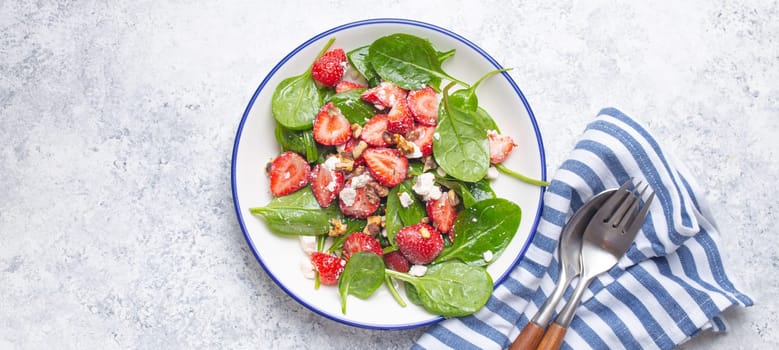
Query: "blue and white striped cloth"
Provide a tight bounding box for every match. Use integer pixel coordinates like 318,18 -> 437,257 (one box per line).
413,108 -> 753,349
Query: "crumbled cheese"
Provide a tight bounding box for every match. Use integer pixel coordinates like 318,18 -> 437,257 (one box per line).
323,156 -> 339,172
486,166 -> 500,180
340,187 -> 357,206
398,192 -> 413,208
436,166 -> 447,177
298,235 -> 317,255
300,256 -> 316,279
472,217 -> 478,223
351,173 -> 372,188
405,142 -> 423,159
487,129 -> 499,136
412,172 -> 442,201
408,264 -> 428,277
326,177 -> 337,192
433,132 -> 440,140
483,250 -> 494,262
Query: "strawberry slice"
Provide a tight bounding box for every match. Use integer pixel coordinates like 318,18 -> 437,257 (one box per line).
335,80 -> 366,93
360,114 -> 390,147
310,252 -> 345,286
311,48 -> 346,87
387,98 -> 414,135
362,147 -> 408,188
309,164 -> 345,207
338,179 -> 381,219
488,131 -> 516,163
426,192 -> 458,240
407,86 -> 439,126
383,250 -> 410,273
313,102 -> 351,146
405,124 -> 436,156
342,232 -> 384,260
268,151 -> 310,197
395,223 -> 444,265
360,82 -> 407,109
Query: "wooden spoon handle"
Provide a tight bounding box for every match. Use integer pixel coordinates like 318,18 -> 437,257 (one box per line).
509,321 -> 545,350
536,323 -> 567,350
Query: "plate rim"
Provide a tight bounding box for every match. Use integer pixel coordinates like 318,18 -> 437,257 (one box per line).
231,17 -> 547,330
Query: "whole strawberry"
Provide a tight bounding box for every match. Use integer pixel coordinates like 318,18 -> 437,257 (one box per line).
395,223 -> 444,265
342,232 -> 384,260
310,252 -> 345,286
311,48 -> 346,87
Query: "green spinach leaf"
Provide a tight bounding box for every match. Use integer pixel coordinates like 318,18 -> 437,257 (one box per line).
347,45 -> 379,85
435,198 -> 521,265
326,89 -> 375,125
433,82 -> 490,182
385,260 -> 493,317
274,123 -> 319,163
339,252 -> 385,314
249,187 -> 339,236
385,179 -> 426,247
368,33 -> 465,90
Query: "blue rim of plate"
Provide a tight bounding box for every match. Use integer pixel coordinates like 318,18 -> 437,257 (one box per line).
231,18 -> 547,330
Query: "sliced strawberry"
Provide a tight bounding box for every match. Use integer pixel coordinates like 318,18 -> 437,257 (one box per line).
268,151 -> 310,197
310,252 -> 345,286
405,124 -> 435,156
407,86 -> 439,126
311,48 -> 346,87
313,102 -> 351,146
360,82 -> 407,109
335,80 -> 366,93
426,192 -> 458,239
338,180 -> 381,219
387,98 -> 414,135
309,164 -> 345,207
395,223 -> 444,265
362,147 -> 408,188
342,232 -> 384,260
383,250 -> 410,273
360,114 -> 390,147
488,131 -> 516,163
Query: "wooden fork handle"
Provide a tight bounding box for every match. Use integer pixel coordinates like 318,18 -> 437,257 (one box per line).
509,321 -> 545,350
536,323 -> 567,350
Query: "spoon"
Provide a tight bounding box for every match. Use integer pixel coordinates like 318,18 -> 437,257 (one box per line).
509,188 -> 616,350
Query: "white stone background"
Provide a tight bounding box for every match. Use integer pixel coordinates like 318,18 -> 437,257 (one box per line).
1,0 -> 776,349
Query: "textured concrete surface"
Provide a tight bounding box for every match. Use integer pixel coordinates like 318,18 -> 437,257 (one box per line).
1,1 -> 776,349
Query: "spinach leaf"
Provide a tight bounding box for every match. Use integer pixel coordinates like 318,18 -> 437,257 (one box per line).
385,260 -> 493,317
494,163 -> 550,187
368,33 -> 465,90
274,123 -> 319,163
271,39 -> 334,130
436,49 -> 456,65
449,68 -> 508,112
347,45 -> 379,85
385,179 -> 426,247
249,187 -> 339,236
339,252 -> 385,314
437,178 -> 495,209
326,89 -> 375,125
472,106 -> 500,132
435,198 -> 521,266
433,82 -> 490,182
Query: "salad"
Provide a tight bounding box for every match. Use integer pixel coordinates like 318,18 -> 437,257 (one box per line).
250,33 -> 546,317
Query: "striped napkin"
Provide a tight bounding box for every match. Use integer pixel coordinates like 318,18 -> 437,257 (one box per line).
413,108 -> 753,349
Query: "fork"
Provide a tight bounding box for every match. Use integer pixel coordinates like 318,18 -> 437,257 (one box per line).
536,180 -> 655,350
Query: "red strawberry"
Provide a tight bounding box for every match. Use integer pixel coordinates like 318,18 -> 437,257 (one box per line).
360,114 -> 390,147
405,124 -> 436,156
426,192 -> 458,240
360,82 -> 407,109
383,250 -> 410,273
387,98 -> 414,135
310,252 -> 345,286
342,232 -> 384,260
362,147 -> 408,188
335,80 -> 366,93
309,164 -> 345,207
313,102 -> 351,146
339,180 -> 381,219
268,151 -> 310,197
488,131 -> 516,163
311,48 -> 346,87
395,223 -> 444,265
407,86 -> 439,126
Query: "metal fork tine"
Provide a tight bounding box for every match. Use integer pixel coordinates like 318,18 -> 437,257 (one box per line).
627,190 -> 655,234
608,184 -> 639,227
618,182 -> 648,229
598,179 -> 633,220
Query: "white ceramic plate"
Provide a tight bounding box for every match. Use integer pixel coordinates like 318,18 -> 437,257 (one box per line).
231,18 -> 546,329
